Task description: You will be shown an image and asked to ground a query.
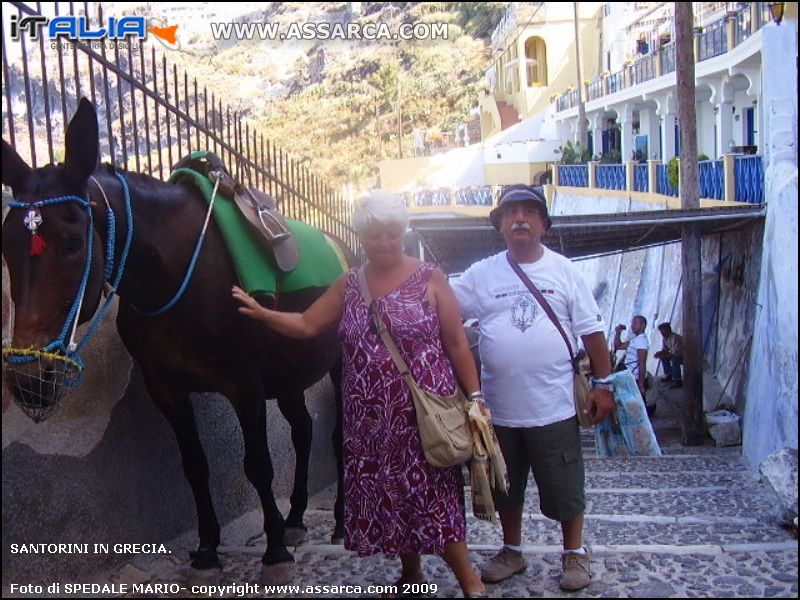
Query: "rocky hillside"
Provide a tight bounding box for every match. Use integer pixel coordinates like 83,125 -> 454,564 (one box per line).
171,2 -> 504,190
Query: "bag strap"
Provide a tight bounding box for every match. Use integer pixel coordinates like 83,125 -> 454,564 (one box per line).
357,267 -> 420,393
505,252 -> 577,367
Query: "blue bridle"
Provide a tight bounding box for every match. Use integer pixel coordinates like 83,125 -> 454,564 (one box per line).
5,169 -> 213,382
4,171 -> 135,380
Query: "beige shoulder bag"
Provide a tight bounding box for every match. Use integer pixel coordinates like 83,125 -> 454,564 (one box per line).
357,267 -> 473,468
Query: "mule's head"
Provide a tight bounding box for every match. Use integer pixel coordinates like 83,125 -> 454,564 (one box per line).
2,99 -> 105,420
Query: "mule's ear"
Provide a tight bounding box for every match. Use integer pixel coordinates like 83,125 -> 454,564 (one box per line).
64,97 -> 99,182
2,139 -> 32,190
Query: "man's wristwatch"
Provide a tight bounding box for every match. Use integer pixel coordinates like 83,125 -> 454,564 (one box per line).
591,379 -> 614,393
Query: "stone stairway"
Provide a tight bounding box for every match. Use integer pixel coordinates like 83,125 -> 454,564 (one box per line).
496,100 -> 520,131
105,385 -> 797,598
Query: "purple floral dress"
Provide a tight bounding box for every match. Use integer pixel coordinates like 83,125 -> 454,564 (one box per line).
338,263 -> 466,558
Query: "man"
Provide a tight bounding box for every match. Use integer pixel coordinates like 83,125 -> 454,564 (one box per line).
614,316 -> 649,398
451,185 -> 615,592
654,322 -> 683,388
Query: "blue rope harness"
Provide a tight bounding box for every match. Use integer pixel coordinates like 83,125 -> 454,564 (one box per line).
7,194 -> 95,370
4,171 -> 202,381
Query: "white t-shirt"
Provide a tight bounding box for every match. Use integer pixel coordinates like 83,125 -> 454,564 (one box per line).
451,248 -> 605,427
624,333 -> 649,380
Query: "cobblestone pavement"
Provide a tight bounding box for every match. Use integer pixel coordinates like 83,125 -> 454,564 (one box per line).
102,384 -> 797,598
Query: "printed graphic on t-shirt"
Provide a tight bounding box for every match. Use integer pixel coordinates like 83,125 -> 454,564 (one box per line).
510,292 -> 538,332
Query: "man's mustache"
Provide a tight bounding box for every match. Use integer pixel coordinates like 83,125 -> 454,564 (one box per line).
511,222 -> 531,231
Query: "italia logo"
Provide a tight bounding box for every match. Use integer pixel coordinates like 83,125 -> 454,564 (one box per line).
10,14 -> 180,50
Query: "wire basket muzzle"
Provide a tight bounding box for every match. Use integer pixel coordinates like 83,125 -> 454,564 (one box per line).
2,347 -> 83,423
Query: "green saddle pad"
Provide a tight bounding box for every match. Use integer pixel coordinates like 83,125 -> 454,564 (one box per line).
170,168 -> 347,302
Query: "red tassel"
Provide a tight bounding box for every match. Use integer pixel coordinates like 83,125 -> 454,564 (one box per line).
30,232 -> 46,256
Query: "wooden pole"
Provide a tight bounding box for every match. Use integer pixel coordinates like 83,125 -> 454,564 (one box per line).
396,71 -> 403,158
574,2 -> 588,148
675,2 -> 705,445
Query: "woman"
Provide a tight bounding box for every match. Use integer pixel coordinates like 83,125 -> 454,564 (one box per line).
232,191 -> 486,597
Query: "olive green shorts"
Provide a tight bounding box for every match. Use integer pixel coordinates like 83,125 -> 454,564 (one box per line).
493,416 -> 586,522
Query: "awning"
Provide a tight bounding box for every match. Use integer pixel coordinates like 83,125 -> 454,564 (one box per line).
410,204 -> 766,274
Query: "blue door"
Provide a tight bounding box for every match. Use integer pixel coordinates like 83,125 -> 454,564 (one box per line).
745,107 -> 755,147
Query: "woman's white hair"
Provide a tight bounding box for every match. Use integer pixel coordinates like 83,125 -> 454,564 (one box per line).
353,190 -> 409,236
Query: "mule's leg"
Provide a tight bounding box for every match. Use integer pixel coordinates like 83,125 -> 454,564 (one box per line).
329,362 -> 345,544
276,393 -> 311,546
146,379 -> 221,570
230,391 -> 294,584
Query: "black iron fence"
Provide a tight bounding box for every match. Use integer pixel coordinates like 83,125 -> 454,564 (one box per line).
1,1 -> 358,254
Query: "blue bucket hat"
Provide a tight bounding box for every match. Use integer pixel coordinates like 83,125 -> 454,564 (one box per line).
489,185 -> 552,230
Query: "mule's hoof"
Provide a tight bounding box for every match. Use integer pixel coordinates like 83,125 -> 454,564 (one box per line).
330,525 -> 345,545
260,562 -> 294,586
189,546 -> 222,571
283,526 -> 308,546
185,564 -> 222,585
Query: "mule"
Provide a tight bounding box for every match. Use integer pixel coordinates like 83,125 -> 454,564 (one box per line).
2,98 -> 346,583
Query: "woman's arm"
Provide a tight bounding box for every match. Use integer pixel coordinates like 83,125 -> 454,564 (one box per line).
429,268 -> 481,396
232,274 -> 347,339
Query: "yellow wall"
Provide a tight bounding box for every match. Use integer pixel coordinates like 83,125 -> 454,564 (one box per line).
490,3 -> 603,121
479,92 -> 502,140
379,156 -> 437,193
484,162 -> 550,186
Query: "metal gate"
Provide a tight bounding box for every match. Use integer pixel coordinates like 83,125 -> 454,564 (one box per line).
2,1 -> 358,253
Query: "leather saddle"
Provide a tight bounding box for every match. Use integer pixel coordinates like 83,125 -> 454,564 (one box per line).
173,152 -> 299,272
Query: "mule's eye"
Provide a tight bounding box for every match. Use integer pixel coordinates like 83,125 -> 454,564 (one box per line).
64,237 -> 83,255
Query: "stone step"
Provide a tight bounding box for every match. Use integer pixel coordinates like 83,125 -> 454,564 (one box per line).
182,543 -> 798,598
465,513 -> 792,547
586,470 -> 759,489
583,455 -> 750,472
582,488 -> 774,518
250,506 -> 791,551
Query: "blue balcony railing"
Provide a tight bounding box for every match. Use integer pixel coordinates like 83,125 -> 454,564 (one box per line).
632,54 -> 656,85
634,164 -> 649,192
735,9 -> 753,46
656,164 -> 679,197
455,186 -> 494,206
699,159 -> 725,199
698,20 -> 727,61
660,43 -> 676,75
548,156 -> 763,205
587,78 -> 605,101
596,164 -> 626,190
734,155 -> 764,204
555,4 -> 770,112
608,71 -> 626,94
558,164 -> 589,187
413,188 -> 451,207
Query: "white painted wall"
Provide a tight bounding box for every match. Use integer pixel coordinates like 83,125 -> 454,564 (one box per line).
550,193 -> 683,376
697,101 -> 716,158
743,21 -> 799,470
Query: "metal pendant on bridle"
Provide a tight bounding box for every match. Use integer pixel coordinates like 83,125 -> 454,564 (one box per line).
23,208 -> 43,232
